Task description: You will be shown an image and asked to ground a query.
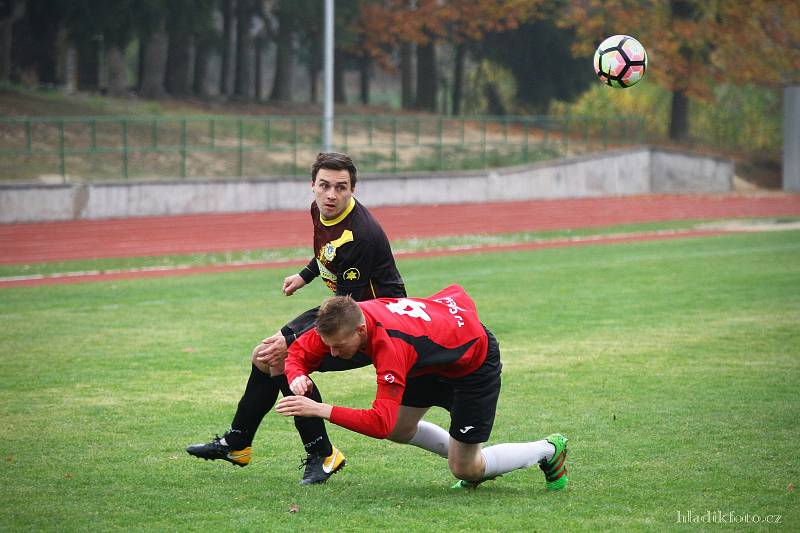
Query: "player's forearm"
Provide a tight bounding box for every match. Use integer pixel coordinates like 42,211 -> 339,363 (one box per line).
284,356 -> 307,384
275,395 -> 333,419
315,402 -> 333,419
284,347 -> 318,384
299,259 -> 319,283
329,399 -> 399,440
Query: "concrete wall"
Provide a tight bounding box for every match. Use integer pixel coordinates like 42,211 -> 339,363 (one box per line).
784,86 -> 800,192
0,147 -> 732,223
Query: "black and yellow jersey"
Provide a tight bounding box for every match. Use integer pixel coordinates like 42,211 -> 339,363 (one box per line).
298,197 -> 405,301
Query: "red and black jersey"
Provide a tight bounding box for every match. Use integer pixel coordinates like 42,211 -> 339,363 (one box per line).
298,198 -> 404,301
285,284 -> 488,439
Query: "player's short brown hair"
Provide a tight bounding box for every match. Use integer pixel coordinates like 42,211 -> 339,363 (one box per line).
315,295 -> 364,338
311,152 -> 358,188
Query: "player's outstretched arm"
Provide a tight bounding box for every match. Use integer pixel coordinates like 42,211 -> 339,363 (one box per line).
276,395 -> 332,419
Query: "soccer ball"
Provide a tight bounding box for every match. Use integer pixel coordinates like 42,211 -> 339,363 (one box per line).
593,35 -> 648,88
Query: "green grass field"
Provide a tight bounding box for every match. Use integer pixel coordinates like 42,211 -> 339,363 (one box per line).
2,230 -> 799,531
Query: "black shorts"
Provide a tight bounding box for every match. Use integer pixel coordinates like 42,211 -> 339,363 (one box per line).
400,325 -> 502,444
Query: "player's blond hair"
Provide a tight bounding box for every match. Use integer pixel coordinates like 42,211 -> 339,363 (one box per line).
315,296 -> 364,337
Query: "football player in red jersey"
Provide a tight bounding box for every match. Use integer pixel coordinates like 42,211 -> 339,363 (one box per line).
187,153 -> 405,484
276,285 -> 569,490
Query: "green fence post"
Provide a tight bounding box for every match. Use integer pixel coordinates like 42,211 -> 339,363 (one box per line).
292,118 -> 297,175
121,120 -> 129,179
602,118 -> 609,150
25,119 -> 32,154
543,117 -> 550,147
481,117 -> 487,168
181,119 -> 188,178
91,119 -> 97,150
415,117 -> 420,145
237,118 -> 244,177
58,120 -> 66,182
368,118 -> 374,146
263,118 -> 270,146
392,117 -> 398,173
562,116 -> 570,155
151,118 -> 158,148
523,119 -> 529,162
438,117 -> 444,170
343,118 -> 349,153
209,119 -> 215,148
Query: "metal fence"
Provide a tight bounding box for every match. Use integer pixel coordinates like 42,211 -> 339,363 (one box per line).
0,115 -> 645,182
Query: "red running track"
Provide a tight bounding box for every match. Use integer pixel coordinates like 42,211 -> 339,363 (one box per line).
1,193 -> 799,265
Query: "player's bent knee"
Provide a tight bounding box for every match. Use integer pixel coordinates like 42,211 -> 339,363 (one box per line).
387,425 -> 415,444
251,353 -> 271,374
449,460 -> 483,481
448,441 -> 484,480
387,414 -> 421,443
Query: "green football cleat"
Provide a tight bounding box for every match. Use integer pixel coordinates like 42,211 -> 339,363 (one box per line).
451,475 -> 497,490
539,433 -> 568,490
451,479 -> 479,490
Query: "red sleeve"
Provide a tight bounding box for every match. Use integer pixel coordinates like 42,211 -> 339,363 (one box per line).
330,397 -> 401,439
328,335 -> 411,439
284,329 -> 329,384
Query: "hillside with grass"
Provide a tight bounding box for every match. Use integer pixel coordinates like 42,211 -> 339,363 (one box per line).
0,83 -> 782,188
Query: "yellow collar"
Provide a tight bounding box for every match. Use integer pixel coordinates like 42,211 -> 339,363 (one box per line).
320,197 -> 356,226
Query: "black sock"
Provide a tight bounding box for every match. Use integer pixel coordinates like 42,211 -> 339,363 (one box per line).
273,374 -> 334,457
228,364 -> 280,448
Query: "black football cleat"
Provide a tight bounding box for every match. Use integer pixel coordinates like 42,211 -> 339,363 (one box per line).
299,446 -> 346,484
186,434 -> 252,467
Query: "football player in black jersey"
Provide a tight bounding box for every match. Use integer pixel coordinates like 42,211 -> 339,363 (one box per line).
187,152 -> 406,484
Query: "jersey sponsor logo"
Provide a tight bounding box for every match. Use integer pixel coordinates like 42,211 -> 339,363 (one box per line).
384,373 -> 395,384
432,296 -> 466,327
343,268 -> 360,281
459,426 -> 474,434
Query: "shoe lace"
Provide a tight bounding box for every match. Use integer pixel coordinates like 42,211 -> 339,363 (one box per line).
298,453 -> 321,470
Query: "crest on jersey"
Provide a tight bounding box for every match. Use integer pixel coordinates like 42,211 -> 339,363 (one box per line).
343,268 -> 360,281
322,242 -> 336,261
384,373 -> 395,384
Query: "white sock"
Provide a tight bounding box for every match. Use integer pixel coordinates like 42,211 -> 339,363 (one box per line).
407,420 -> 450,458
480,439 -> 555,478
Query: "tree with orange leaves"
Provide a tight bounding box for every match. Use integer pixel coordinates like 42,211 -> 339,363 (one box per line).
559,0 -> 799,141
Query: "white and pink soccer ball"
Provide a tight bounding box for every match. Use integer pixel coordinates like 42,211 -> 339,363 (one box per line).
593,35 -> 648,88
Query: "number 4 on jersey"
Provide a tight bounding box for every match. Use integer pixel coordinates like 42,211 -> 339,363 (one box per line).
386,299 -> 431,321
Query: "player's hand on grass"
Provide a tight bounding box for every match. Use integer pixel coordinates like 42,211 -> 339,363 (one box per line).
276,394 -> 332,419
282,274 -> 306,296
